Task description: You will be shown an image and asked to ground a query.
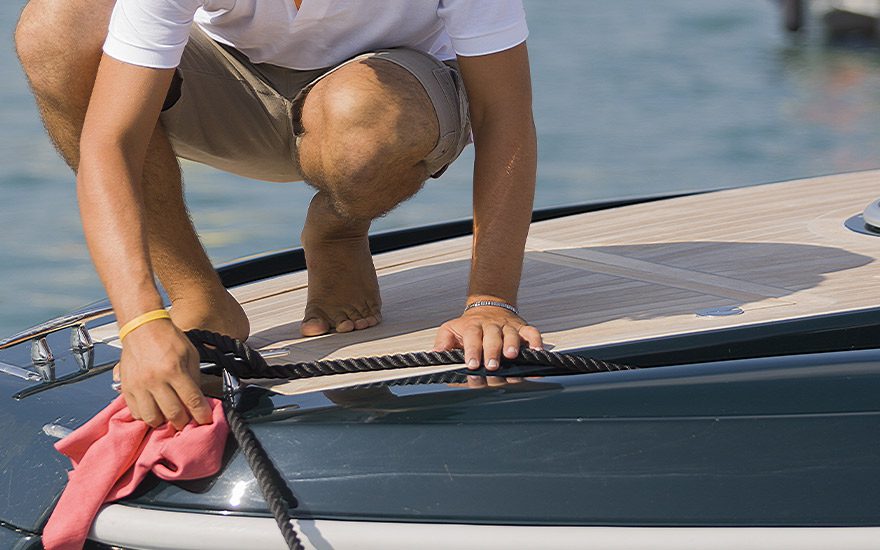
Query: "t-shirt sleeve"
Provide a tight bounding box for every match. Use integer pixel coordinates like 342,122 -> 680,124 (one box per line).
103,0 -> 204,69
437,0 -> 529,57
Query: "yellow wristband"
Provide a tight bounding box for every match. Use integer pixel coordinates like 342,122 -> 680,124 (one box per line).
118,309 -> 172,341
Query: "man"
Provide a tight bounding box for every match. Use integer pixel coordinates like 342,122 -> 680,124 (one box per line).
15,0 -> 543,429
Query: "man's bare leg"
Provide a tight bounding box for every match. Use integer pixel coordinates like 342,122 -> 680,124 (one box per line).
15,0 -> 248,339
296,59 -> 440,336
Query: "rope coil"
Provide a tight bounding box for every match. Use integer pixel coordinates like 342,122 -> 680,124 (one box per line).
185,329 -> 636,550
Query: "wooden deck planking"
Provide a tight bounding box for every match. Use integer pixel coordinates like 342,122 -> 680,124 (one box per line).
91,170 -> 880,385
237,170 -> 879,362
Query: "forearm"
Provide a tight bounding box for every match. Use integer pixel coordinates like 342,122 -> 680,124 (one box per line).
79,123 -> 211,430
468,114 -> 537,305
410,43 -> 543,364
77,55 -> 174,324
78,141 -> 162,323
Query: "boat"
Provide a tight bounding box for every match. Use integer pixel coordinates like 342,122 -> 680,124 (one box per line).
1,170 -> 879,549
781,0 -> 880,37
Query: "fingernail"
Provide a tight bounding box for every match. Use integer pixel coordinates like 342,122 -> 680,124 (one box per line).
506,346 -> 518,355
487,359 -> 499,370
468,375 -> 480,382
467,359 -> 479,369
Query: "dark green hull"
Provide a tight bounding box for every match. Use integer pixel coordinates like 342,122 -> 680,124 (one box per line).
1,196 -> 878,544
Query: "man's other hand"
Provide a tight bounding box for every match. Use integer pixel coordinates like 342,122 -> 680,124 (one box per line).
433,307 -> 543,372
118,321 -> 213,430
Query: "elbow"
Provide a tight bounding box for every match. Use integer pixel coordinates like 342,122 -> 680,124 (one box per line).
469,101 -> 535,140
78,126 -> 129,175
469,108 -> 537,158
76,129 -> 132,200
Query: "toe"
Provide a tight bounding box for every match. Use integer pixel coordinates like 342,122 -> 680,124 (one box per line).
350,303 -> 375,331
335,319 -> 356,333
336,306 -> 368,333
363,302 -> 382,328
300,316 -> 331,337
333,310 -> 357,333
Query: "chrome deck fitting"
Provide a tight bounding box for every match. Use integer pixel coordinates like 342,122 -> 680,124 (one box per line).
31,337 -> 54,365
70,324 -> 94,352
696,306 -> 744,317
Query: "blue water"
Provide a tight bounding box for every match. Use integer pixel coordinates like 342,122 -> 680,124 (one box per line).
2,1 -> 880,335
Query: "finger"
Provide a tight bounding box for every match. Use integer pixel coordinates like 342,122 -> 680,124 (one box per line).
505,377 -> 524,384
433,326 -> 459,352
122,390 -> 141,420
169,374 -> 213,426
134,393 -> 165,428
152,384 -> 193,431
463,325 -> 483,369
467,375 -> 487,389
486,376 -> 507,387
502,325 -> 521,359
519,325 -> 544,350
482,325 -> 503,371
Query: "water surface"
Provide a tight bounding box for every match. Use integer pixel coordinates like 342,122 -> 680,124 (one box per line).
1,1 -> 879,334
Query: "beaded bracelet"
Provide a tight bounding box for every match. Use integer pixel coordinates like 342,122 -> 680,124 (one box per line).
464,300 -> 519,316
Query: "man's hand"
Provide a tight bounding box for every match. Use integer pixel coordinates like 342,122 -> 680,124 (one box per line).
118,320 -> 212,430
433,306 -> 542,372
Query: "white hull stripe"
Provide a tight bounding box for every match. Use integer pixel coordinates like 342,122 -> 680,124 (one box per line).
90,504 -> 880,550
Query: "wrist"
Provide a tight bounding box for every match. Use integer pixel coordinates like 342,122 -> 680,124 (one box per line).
464,298 -> 519,317
111,280 -> 164,327
119,309 -> 173,341
466,293 -> 517,306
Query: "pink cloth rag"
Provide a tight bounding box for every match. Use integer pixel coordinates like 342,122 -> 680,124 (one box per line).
42,396 -> 229,550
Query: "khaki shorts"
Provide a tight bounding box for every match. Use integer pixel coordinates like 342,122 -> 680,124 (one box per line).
160,27 -> 471,182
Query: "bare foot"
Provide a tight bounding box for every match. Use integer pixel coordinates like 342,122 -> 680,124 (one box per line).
300,194 -> 382,336
168,288 -> 251,342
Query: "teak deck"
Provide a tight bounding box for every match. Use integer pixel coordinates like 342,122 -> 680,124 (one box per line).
93,170 -> 880,393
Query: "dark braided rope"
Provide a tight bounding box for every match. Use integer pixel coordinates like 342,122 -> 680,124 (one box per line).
186,329 -> 635,380
186,330 -> 299,548
188,329 -> 271,371
224,402 -> 303,550
185,328 -> 637,550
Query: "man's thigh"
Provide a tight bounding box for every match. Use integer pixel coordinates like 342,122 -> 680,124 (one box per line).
160,27 -> 324,183
161,27 -> 471,183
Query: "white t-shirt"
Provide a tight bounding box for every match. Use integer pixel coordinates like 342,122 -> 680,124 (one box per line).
103,0 -> 529,70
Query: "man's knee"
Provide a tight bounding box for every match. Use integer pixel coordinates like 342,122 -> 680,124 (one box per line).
297,59 -> 439,219
15,0 -> 113,91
